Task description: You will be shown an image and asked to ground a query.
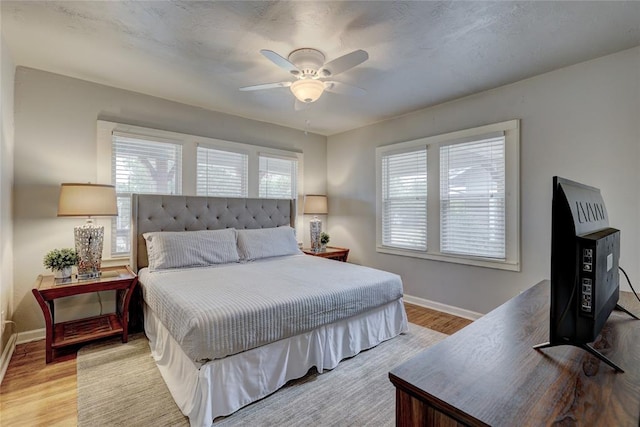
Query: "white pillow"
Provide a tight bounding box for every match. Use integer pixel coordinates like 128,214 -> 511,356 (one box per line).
143,229 -> 240,271
236,226 -> 301,261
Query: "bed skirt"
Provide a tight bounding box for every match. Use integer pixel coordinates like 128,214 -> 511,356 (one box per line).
144,299 -> 408,427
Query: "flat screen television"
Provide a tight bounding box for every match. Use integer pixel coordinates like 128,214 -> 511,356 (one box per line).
534,176 -> 637,372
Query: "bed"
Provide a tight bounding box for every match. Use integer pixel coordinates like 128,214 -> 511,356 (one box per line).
131,194 -> 408,426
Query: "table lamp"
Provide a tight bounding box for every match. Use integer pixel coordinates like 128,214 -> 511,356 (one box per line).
303,194 -> 328,252
57,183 -> 118,279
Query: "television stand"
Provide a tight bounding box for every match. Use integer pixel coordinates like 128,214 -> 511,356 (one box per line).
533,303 -> 639,373
389,281 -> 640,426
533,341 -> 624,372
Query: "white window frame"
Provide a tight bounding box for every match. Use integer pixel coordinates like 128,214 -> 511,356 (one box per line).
195,140 -> 303,202
97,121 -> 303,259
196,144 -> 250,197
111,132 -> 184,256
375,120 -> 520,271
258,152 -> 299,200
380,145 -> 428,251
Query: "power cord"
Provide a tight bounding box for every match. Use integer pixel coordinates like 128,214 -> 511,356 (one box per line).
619,266 -> 640,304
97,292 -> 103,315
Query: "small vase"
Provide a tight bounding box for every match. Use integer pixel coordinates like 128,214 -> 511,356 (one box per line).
320,244 -> 327,252
54,266 -> 73,279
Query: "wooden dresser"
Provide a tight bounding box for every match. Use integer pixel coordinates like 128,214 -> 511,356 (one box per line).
389,280 -> 640,426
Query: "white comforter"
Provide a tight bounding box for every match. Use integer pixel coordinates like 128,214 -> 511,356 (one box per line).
139,254 -> 404,363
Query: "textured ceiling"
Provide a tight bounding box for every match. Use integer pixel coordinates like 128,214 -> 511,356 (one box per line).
2,1 -> 640,135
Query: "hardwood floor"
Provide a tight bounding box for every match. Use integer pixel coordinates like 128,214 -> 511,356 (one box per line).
0,303 -> 472,426
0,341 -> 77,426
405,303 -> 473,335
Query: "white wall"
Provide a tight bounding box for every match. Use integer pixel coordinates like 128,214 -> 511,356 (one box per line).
327,47 -> 640,315
13,67 -> 327,333
11,46 -> 640,332
1,34 -> 15,352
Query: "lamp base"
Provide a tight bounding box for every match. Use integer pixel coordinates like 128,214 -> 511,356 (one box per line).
310,217 -> 322,252
77,271 -> 102,280
74,219 -> 104,279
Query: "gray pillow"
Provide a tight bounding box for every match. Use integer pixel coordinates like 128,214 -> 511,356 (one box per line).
143,229 -> 240,271
237,226 -> 301,261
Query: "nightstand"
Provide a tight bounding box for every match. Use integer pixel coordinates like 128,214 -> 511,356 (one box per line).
302,246 -> 350,262
32,265 -> 138,363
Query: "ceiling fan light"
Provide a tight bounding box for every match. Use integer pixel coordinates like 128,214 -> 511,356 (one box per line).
290,79 -> 324,103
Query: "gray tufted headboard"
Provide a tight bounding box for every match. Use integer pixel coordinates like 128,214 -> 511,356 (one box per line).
130,194 -> 296,272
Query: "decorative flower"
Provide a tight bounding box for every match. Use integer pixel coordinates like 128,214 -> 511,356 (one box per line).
320,232 -> 330,245
43,248 -> 79,271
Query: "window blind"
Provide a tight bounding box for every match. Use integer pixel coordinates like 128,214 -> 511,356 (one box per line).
440,136 -> 506,259
258,155 -> 297,199
381,148 -> 427,251
111,134 -> 182,255
196,146 -> 248,197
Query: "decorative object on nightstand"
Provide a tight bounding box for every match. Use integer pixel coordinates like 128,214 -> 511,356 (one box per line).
43,248 -> 78,279
32,265 -> 138,363
320,232 -> 330,251
303,194 -> 328,252
303,246 -> 349,262
57,183 -> 118,279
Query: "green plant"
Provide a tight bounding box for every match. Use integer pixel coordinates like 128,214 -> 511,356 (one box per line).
320,232 -> 330,246
43,248 -> 78,271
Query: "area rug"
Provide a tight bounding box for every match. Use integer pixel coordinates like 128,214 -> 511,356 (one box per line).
77,324 -> 446,426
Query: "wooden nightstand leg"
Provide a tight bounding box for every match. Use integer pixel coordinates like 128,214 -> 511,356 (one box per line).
119,278 -> 138,343
32,289 -> 54,364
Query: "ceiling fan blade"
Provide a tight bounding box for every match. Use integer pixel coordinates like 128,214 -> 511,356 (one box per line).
320,49 -> 369,77
324,81 -> 367,97
239,81 -> 292,91
260,49 -> 301,75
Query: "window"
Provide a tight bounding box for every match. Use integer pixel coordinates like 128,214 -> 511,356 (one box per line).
111,133 -> 182,255
440,137 -> 505,258
381,148 -> 427,251
376,120 -> 520,271
196,146 -> 248,197
97,121 -> 304,258
258,155 -> 298,199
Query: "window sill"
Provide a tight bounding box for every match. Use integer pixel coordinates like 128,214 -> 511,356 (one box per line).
101,256 -> 131,268
376,246 -> 520,272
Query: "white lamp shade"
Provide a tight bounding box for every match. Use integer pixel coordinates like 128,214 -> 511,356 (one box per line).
57,183 -> 118,217
290,79 -> 325,103
303,194 -> 328,215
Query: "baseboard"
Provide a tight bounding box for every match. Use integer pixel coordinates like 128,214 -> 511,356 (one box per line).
0,332 -> 17,385
403,294 -> 483,321
16,328 -> 45,345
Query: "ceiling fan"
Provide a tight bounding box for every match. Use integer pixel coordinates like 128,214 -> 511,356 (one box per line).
240,48 -> 369,109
